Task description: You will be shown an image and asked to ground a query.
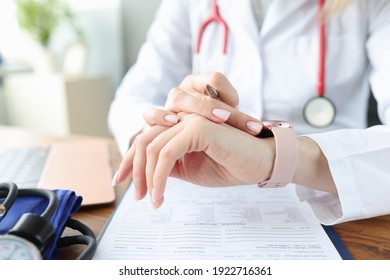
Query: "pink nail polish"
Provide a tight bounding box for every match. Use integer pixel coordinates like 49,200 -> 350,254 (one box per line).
134,189 -> 140,201
212,109 -> 231,121
247,121 -> 262,134
164,114 -> 179,124
153,195 -> 164,208
151,188 -> 158,202
111,171 -> 119,186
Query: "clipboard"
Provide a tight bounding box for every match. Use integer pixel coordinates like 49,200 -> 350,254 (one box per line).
322,225 -> 353,260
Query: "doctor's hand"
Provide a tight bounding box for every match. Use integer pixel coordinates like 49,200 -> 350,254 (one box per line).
143,72 -> 264,136
113,113 -> 275,208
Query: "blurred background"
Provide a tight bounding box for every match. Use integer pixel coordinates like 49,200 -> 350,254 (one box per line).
0,0 -> 161,138
0,0 -> 380,139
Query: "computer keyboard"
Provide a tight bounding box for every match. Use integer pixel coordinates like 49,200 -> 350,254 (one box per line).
0,146 -> 49,188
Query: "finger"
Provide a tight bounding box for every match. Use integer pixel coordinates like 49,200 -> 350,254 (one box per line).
145,121 -> 185,205
153,196 -> 165,209
166,87 -> 263,135
132,139 -> 148,200
143,107 -> 179,127
114,139 -> 145,200
166,87 -> 231,123
228,110 -> 264,136
132,126 -> 167,200
151,122 -> 205,205
114,145 -> 136,184
180,72 -> 239,107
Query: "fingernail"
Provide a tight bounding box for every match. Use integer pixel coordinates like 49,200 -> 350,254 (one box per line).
153,196 -> 164,209
164,114 -> 179,124
111,171 -> 119,186
151,188 -> 159,203
134,189 -> 140,201
154,196 -> 164,208
247,121 -> 262,134
212,108 -> 231,121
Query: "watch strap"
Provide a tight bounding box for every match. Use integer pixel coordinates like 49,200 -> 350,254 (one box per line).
258,126 -> 298,188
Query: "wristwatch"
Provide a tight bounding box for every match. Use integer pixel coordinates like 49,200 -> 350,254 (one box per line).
257,121 -> 298,188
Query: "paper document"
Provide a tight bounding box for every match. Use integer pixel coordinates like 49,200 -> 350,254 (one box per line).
93,178 -> 342,260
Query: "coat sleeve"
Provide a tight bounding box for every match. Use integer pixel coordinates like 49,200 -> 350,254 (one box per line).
108,0 -> 192,156
295,0 -> 390,225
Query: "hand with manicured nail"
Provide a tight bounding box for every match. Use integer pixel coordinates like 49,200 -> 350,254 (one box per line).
113,113 -> 275,208
142,72 -> 264,136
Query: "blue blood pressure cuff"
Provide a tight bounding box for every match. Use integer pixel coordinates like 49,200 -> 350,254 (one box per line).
0,189 -> 82,259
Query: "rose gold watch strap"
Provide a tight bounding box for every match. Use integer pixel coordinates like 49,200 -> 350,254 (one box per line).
258,127 -> 298,188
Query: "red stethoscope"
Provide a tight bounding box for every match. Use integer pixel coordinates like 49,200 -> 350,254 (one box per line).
303,0 -> 336,128
195,0 -> 335,128
192,0 -> 229,74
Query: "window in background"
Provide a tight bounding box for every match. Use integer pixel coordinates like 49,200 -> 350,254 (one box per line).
1,0 -> 125,138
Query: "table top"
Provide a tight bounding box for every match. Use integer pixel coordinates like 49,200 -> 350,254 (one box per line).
1,125 -> 389,260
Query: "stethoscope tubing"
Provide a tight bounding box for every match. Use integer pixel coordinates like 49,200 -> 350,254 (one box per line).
195,0 -> 229,55
57,218 -> 97,260
196,0 -> 327,98
0,182 -> 58,221
0,182 -> 18,218
318,0 -> 326,97
18,188 -> 58,221
0,182 -> 95,260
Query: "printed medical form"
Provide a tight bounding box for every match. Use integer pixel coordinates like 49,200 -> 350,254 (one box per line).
93,178 -> 343,260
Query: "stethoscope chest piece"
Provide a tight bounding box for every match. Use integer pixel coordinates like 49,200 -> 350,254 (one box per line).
303,96 -> 336,128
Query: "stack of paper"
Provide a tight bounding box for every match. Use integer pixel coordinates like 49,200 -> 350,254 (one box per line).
93,178 -> 344,260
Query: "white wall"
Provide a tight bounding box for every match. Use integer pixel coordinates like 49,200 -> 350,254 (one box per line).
0,0 -> 161,129
62,0 -> 162,87
65,0 -> 125,89
121,0 -> 161,70
0,0 -> 161,87
0,0 -> 17,125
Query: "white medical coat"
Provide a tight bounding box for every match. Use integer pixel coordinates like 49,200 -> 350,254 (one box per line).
108,0 -> 390,225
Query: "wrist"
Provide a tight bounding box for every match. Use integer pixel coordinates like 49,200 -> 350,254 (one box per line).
293,137 -> 337,193
261,137 -> 276,183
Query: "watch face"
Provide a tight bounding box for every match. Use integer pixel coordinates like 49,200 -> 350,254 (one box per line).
0,235 -> 42,260
262,120 -> 293,129
257,120 -> 293,138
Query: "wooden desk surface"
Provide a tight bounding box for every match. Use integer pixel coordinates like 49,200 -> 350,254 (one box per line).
1,125 -> 389,260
